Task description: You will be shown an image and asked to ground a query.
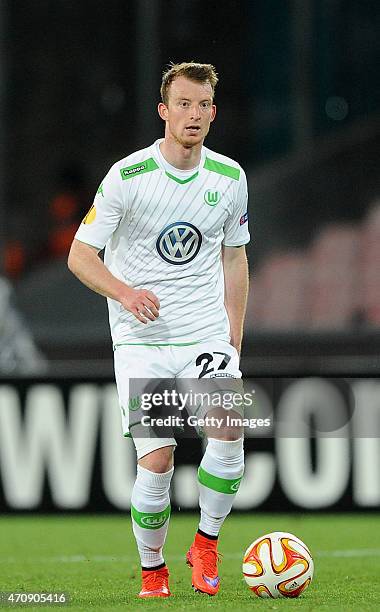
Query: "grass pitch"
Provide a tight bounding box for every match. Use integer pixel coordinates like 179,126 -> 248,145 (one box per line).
1,513 -> 380,611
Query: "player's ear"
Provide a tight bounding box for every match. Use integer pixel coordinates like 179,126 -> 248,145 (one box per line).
158,102 -> 168,121
210,104 -> 217,122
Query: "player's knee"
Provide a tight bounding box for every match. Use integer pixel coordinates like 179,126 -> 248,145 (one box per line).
138,445 -> 175,473
205,408 -> 243,440
211,426 -> 243,441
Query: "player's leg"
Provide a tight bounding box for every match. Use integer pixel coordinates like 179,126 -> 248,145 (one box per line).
114,346 -> 177,598
178,341 -> 245,595
186,432 -> 244,595
132,443 -> 176,598
198,431 -> 244,532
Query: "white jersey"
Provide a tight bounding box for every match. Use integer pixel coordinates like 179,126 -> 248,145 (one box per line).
75,139 -> 250,346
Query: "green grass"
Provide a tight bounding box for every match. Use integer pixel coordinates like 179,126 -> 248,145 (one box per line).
1,514 -> 380,611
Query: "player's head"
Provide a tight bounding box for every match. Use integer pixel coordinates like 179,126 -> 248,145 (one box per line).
158,62 -> 218,147
160,62 -> 218,107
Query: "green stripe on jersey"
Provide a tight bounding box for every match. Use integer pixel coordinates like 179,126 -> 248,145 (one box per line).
204,157 -> 240,181
198,466 -> 242,494
165,171 -> 199,184
120,158 -> 159,180
131,504 -> 171,529
114,341 -> 200,348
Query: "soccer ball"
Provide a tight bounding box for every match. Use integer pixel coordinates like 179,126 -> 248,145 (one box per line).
242,531 -> 314,599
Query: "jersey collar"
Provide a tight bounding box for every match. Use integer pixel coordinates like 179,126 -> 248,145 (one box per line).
152,139 -> 206,184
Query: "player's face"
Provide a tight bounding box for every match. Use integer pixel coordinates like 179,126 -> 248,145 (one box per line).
158,76 -> 216,147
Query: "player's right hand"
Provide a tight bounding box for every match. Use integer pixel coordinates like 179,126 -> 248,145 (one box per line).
120,288 -> 160,324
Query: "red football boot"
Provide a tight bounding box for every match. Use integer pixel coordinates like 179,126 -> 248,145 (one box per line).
138,565 -> 171,598
186,532 -> 222,596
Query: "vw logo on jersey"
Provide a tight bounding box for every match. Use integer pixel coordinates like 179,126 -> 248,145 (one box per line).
156,221 -> 202,265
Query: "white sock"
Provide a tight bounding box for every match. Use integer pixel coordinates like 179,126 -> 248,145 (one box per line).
131,464 -> 173,568
198,437 -> 244,536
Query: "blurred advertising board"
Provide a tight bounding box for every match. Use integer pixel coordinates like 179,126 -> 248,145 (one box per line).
0,377 -> 379,512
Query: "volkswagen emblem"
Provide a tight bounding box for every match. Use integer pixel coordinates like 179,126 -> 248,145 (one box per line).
156,221 -> 202,265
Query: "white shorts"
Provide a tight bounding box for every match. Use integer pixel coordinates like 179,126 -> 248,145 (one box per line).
114,339 -> 242,459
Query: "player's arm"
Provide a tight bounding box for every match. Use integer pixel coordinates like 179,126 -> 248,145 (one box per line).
222,245 -> 249,355
68,239 -> 159,325
68,163 -> 159,324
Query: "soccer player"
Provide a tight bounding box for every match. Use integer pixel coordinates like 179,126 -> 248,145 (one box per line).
68,62 -> 250,598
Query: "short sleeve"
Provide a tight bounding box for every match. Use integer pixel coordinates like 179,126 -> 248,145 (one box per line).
222,168 -> 250,247
75,163 -> 124,250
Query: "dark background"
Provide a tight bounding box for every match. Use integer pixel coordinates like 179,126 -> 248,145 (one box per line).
0,0 -> 379,375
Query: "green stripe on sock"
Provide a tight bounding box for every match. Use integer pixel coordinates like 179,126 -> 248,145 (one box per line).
198,466 -> 242,495
131,504 -> 171,529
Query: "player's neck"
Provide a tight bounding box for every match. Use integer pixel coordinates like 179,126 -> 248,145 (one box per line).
159,138 -> 202,170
